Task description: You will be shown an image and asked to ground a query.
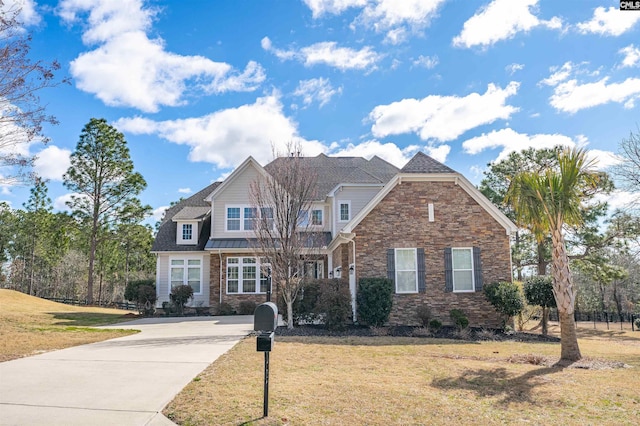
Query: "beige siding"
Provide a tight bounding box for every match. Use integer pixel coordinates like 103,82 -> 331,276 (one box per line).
212,163 -> 262,238
156,252 -> 210,307
334,186 -> 382,233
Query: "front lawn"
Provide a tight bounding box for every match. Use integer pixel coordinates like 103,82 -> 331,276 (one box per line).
164,325 -> 639,425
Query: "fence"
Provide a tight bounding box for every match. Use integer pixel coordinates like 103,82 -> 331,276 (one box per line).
42,296 -> 137,311
549,309 -> 638,331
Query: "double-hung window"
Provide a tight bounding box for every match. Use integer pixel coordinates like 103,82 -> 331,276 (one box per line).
226,207 -> 241,231
311,209 -> 323,226
170,258 -> 202,294
452,248 -> 474,292
227,206 -> 273,231
244,207 -> 257,231
227,257 -> 271,294
395,249 -> 418,293
339,201 -> 350,222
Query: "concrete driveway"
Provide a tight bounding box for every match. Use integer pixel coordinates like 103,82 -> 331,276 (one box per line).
0,315 -> 253,426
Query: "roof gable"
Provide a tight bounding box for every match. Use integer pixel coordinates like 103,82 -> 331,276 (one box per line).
206,156 -> 269,201
400,151 -> 456,174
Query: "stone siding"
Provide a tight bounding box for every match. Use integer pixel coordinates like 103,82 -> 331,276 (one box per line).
353,181 -> 512,328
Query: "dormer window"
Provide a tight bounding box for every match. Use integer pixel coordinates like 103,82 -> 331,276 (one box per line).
182,224 -> 193,240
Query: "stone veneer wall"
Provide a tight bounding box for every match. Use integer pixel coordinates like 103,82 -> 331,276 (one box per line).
353,181 -> 512,328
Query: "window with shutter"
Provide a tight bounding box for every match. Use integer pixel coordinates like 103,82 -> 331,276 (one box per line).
444,247 -> 483,293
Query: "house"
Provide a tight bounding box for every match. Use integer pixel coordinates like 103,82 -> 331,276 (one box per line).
152,152 -> 517,327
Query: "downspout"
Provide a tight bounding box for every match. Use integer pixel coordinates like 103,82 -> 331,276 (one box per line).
218,250 -> 223,305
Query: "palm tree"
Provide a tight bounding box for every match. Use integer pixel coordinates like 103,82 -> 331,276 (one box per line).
506,148 -> 601,362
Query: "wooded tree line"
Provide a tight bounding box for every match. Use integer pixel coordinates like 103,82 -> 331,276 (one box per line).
0,119 -> 155,304
479,133 -> 640,323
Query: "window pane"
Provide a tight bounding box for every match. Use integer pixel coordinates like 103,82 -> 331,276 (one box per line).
228,219 -> 240,231
188,267 -> 199,280
188,259 -> 200,266
182,224 -> 192,240
243,279 -> 256,293
243,258 -> 256,264
454,271 -> 474,291
260,266 -> 270,293
171,268 -> 183,282
171,259 -> 184,266
298,210 -> 309,227
244,207 -> 257,230
312,209 -> 323,225
228,280 -> 238,293
340,203 -> 349,221
227,208 -> 241,230
397,271 -> 417,292
227,208 -> 240,218
452,249 -> 472,269
188,280 -> 201,293
228,258 -> 238,264
396,249 -> 416,270
243,265 -> 256,278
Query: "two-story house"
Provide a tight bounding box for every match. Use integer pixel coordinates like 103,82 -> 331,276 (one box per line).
152,152 -> 517,327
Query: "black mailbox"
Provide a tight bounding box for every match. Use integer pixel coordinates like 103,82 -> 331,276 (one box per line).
257,331 -> 275,352
254,302 -> 278,332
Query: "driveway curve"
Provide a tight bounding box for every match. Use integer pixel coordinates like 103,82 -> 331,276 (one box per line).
0,315 -> 253,426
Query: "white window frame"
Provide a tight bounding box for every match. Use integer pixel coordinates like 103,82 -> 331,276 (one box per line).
169,256 -> 203,295
182,223 -> 193,240
226,205 -> 274,231
395,248 -> 418,294
176,221 -> 198,245
452,247 -> 475,293
338,201 -> 351,222
226,257 -> 271,294
311,209 -> 323,226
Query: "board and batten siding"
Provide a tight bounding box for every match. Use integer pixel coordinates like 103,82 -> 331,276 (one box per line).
156,252 -> 211,307
333,186 -> 383,233
211,163 -> 262,238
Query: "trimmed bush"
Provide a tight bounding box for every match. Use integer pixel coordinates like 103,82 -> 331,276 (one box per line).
449,309 -> 469,330
293,280 -> 322,323
416,305 -> 432,327
170,285 -> 194,316
317,279 -> 352,331
428,319 -> 442,331
217,302 -> 235,315
124,279 -> 156,316
483,281 -> 524,327
524,275 -> 556,335
238,300 -> 257,315
124,279 -> 155,302
357,277 -> 393,327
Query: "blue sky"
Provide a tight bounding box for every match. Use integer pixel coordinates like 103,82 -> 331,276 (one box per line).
2,0 -> 639,223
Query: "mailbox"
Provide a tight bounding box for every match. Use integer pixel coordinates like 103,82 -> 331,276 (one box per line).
254,302 -> 278,332
257,331 -> 275,352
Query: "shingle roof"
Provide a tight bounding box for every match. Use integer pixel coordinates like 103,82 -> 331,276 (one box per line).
205,233 -> 333,250
264,154 -> 400,199
151,182 -> 221,252
172,206 -> 210,221
400,151 -> 456,174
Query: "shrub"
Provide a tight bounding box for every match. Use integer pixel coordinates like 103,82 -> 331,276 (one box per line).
449,309 -> 469,330
524,275 -> 556,335
293,280 -> 322,323
357,277 -> 393,327
217,302 -> 235,315
170,285 -> 194,315
238,300 -> 257,315
124,280 -> 156,316
484,281 -> 524,327
317,279 -> 351,331
416,305 -> 432,327
635,318 -> 640,331
428,319 -> 442,331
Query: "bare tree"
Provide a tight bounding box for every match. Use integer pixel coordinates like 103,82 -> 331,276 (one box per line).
613,129 -> 640,207
250,144 -> 319,329
0,2 -> 68,185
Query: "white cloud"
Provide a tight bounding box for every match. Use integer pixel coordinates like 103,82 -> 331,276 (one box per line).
539,61 -> 574,86
293,78 -> 342,108
462,128 -> 578,162
412,55 -> 438,69
506,63 -> 524,75
424,144 -> 451,163
330,140 -> 418,167
369,81 -> 520,142
594,190 -> 640,212
619,45 -> 640,68
58,0 -> 265,113
177,188 -> 192,194
304,0 -> 446,43
53,193 -> 75,211
576,6 -> 640,36
262,37 -> 382,71
453,0 -> 562,49
115,93 -> 328,168
33,145 -> 71,181
587,149 -> 623,171
550,77 -> 640,113
152,205 -> 169,222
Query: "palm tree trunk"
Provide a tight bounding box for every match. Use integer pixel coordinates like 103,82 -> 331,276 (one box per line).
551,229 -> 582,361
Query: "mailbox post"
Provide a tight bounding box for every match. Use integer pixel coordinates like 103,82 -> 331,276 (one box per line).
254,302 -> 278,418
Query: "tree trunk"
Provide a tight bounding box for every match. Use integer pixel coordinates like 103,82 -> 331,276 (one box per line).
541,306 -> 548,336
287,300 -> 294,330
559,311 -> 581,362
551,228 -> 581,361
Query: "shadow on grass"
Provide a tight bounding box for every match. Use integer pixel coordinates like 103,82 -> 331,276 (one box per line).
431,361 -> 573,405
277,335 -> 481,346
574,328 -> 640,341
49,312 -> 134,327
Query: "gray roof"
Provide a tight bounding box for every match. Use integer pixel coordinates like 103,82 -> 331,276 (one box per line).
172,206 -> 210,221
206,233 -> 333,250
151,182 -> 221,252
400,151 -> 456,174
265,154 -> 400,199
